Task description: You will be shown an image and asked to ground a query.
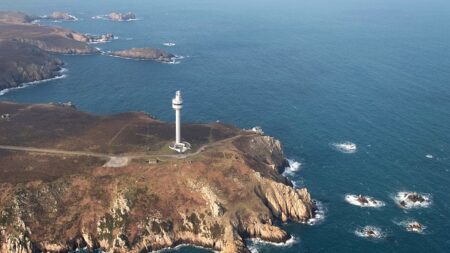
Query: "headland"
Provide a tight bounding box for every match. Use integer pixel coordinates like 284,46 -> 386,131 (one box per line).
0,102 -> 316,253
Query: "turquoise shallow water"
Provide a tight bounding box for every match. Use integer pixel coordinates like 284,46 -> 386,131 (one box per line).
1,0 -> 450,252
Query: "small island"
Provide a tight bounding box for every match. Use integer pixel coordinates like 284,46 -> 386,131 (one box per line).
40,11 -> 78,21
94,12 -> 137,22
108,48 -> 176,63
108,12 -> 136,21
0,102 -> 317,253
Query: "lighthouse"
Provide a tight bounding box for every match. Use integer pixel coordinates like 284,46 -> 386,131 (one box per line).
169,90 -> 191,153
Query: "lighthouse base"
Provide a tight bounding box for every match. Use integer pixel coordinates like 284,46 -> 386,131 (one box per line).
169,142 -> 191,153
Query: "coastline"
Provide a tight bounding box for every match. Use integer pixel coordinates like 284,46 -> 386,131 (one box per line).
0,68 -> 67,96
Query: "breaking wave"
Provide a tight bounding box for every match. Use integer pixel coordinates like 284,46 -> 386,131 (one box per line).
345,194 -> 385,208
394,219 -> 427,234
331,141 -> 357,154
283,159 -> 301,176
247,235 -> 298,253
0,68 -> 67,96
92,15 -> 139,21
393,191 -> 432,209
39,14 -> 79,22
165,55 -> 184,65
308,200 -> 326,225
156,243 -> 218,253
354,226 -> 385,239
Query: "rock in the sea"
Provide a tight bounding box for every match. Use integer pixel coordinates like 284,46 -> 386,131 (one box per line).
406,221 -> 425,233
43,12 -> 77,21
71,33 -> 115,44
108,48 -> 175,62
395,192 -> 431,209
355,226 -> 383,239
107,12 -> 136,21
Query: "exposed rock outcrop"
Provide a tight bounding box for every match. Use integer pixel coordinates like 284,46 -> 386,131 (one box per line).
107,12 -> 136,21
41,12 -> 77,21
108,48 -> 175,63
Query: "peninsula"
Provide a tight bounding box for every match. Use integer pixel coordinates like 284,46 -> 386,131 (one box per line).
0,102 -> 316,253
0,11 -> 98,91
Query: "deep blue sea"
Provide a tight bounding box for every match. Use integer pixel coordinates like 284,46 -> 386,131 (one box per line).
1,0 -> 449,252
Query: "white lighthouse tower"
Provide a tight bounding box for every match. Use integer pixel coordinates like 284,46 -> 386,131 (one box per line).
169,90 -> 191,153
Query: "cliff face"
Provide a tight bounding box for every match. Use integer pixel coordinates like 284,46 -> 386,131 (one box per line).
0,11 -> 99,91
0,103 -> 316,253
0,40 -> 64,90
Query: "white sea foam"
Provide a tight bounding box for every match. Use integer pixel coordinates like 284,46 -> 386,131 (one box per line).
156,243 -> 218,252
354,226 -> 384,239
307,200 -> 326,225
41,14 -> 79,21
163,42 -> 176,47
92,15 -> 107,20
165,55 -> 184,64
68,14 -> 79,21
88,40 -> 110,45
331,141 -> 357,154
91,15 -> 139,22
282,159 -> 301,177
0,69 -> 67,96
345,194 -> 385,208
94,47 -> 103,52
124,37 -> 133,41
394,219 -> 427,234
246,235 -> 298,252
393,191 -> 432,209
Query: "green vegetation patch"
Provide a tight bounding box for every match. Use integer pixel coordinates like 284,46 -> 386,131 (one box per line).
187,213 -> 201,234
210,223 -> 224,239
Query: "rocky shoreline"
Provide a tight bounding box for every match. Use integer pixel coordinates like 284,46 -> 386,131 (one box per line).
0,40 -> 65,91
0,11 -> 99,91
0,102 -> 317,253
0,11 -> 176,93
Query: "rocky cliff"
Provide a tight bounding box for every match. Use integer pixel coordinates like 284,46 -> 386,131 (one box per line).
0,40 -> 64,90
0,12 -> 100,91
0,102 -> 317,253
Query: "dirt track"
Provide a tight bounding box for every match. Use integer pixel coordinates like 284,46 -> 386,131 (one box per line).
0,134 -> 245,162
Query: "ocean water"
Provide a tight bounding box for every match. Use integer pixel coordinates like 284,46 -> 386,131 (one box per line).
1,0 -> 450,252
